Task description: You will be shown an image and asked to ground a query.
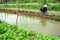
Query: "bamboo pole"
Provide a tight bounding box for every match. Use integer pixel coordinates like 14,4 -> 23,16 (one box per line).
16,0 -> 20,26
16,0 -> 20,12
30,0 -> 32,12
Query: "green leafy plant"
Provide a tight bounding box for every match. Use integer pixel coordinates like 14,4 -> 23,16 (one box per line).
0,20 -> 60,40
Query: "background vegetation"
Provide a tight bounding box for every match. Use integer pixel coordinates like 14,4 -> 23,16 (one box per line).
0,0 -> 58,3
0,0 -> 60,11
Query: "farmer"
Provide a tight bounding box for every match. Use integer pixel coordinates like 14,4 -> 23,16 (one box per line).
40,3 -> 48,15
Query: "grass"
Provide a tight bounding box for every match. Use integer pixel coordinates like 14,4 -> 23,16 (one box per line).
5,0 -> 58,4
0,20 -> 60,40
55,14 -> 60,20
0,3 -> 60,11
49,14 -> 60,20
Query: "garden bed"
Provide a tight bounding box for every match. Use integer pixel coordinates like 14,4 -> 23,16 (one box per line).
0,9 -> 60,21
0,20 -> 60,40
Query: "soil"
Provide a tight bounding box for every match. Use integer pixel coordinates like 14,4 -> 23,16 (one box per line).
0,9 -> 60,21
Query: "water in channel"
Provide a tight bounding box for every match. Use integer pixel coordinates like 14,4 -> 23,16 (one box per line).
0,12 -> 60,37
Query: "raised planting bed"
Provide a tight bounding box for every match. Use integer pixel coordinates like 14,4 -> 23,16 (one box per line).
0,9 -> 60,21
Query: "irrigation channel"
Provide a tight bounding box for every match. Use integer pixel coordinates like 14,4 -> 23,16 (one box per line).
0,12 -> 60,38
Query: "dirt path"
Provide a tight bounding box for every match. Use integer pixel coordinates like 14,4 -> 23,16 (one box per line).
0,8 -> 60,15
0,8 -> 60,21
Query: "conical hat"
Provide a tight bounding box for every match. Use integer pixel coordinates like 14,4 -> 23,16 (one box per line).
43,5 -> 47,7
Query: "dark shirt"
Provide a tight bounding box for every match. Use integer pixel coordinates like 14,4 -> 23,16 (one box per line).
42,7 -> 47,13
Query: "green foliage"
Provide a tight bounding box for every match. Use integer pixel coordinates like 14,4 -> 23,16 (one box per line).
0,21 -> 60,40
0,3 -> 60,11
48,4 -> 60,11
55,14 -> 60,20
5,0 -> 58,3
0,20 -> 2,23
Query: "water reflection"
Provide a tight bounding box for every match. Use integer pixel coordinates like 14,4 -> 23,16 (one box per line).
40,18 -> 47,27
0,12 -> 60,37
16,14 -> 18,26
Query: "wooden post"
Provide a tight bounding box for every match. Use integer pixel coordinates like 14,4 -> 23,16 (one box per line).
16,0 -> 19,12
16,0 -> 20,26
